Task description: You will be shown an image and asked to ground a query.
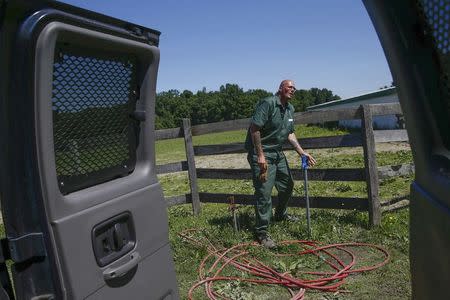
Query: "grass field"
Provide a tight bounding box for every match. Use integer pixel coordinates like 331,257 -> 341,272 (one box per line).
159,125 -> 412,299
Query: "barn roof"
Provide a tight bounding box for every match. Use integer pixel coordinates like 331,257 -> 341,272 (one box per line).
307,87 -> 397,111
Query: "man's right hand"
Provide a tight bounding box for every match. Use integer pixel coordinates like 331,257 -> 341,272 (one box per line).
257,154 -> 266,169
258,155 -> 268,182
250,123 -> 268,181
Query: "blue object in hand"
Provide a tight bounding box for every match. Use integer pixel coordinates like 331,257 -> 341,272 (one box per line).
301,155 -> 309,169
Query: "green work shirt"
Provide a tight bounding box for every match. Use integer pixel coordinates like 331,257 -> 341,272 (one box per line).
245,96 -> 295,153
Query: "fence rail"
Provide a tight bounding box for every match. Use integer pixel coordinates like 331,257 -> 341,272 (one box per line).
155,103 -> 403,140
155,103 -> 411,227
192,130 -> 408,156
196,168 -> 366,181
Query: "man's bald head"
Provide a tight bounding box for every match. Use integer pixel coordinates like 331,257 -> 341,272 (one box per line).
276,79 -> 296,102
278,80 -> 294,91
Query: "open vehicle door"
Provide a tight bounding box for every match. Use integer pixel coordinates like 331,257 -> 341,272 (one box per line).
0,0 -> 179,299
365,0 -> 450,298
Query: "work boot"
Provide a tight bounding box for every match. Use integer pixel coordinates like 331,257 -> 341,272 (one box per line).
257,234 -> 276,249
285,214 -> 299,222
274,214 -> 299,222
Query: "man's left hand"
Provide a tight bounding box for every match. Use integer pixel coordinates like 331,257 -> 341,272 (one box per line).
303,152 -> 316,167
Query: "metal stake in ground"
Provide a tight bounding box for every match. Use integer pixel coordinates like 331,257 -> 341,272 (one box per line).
301,155 -> 311,237
228,196 -> 239,232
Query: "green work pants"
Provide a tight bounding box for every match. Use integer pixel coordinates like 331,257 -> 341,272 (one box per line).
247,150 -> 294,237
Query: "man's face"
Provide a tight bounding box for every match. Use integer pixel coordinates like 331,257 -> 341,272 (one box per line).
280,81 -> 296,100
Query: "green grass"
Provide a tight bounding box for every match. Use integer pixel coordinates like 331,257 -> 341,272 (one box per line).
157,125 -> 412,299
158,148 -> 413,200
306,149 -> 413,168
168,204 -> 410,299
155,129 -> 249,164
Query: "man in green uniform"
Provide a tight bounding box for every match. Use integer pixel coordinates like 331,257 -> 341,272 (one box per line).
245,79 -> 316,249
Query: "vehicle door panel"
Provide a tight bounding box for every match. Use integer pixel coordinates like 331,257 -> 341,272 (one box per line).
0,1 -> 179,298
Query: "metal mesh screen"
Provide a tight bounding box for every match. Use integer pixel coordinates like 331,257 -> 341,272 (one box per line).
52,45 -> 138,194
421,0 -> 450,91
419,0 -> 450,146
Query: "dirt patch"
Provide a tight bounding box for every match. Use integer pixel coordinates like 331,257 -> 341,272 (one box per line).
195,142 -> 411,169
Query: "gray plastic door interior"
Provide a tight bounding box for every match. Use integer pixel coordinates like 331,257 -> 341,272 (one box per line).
33,19 -> 179,300
364,1 -> 450,298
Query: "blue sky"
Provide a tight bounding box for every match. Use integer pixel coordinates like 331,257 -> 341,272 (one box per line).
59,0 -> 392,99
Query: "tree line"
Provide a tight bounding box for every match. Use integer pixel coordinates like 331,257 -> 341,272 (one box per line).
155,84 -> 341,129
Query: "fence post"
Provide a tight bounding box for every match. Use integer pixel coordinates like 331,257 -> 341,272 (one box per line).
182,118 -> 201,215
360,104 -> 381,227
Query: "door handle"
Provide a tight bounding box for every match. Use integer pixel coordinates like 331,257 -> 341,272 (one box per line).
92,212 -> 136,267
103,251 -> 140,281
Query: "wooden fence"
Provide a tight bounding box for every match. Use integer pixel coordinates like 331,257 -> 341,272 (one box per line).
155,103 -> 412,227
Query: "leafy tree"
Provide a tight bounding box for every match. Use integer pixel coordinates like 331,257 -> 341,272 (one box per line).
155,84 -> 341,129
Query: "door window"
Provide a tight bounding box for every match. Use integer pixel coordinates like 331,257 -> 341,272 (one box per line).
52,45 -> 139,194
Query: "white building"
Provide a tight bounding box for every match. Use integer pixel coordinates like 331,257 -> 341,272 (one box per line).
306,87 -> 403,129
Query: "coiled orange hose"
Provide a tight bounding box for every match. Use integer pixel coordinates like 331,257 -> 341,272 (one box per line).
179,229 -> 389,299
